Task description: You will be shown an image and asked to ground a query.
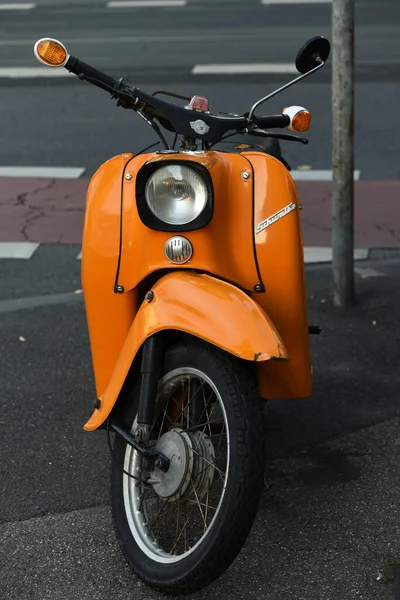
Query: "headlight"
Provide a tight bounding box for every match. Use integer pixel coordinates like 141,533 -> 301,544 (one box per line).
145,165 -> 208,226
136,160 -> 214,232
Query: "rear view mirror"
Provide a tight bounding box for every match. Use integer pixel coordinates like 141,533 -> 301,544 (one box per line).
295,36 -> 330,74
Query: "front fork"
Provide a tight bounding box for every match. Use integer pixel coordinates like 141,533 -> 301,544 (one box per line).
137,334 -> 164,428
109,334 -> 168,472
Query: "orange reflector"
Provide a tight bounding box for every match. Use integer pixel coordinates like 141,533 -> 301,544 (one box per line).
291,110 -> 311,132
35,39 -> 67,67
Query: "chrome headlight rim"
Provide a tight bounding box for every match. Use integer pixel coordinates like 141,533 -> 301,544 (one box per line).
136,160 -> 214,232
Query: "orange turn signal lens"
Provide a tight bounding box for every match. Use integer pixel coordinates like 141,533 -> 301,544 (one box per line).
291,109 -> 311,132
34,38 -> 68,67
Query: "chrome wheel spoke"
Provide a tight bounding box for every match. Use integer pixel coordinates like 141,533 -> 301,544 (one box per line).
182,418 -> 225,434
170,502 -> 197,554
188,473 -> 208,531
184,496 -> 217,512
192,451 -> 227,484
147,498 -> 170,537
190,446 -> 226,481
204,490 -> 210,525
175,494 -> 182,545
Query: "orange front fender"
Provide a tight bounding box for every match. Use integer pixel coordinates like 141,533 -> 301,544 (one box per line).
84,271 -> 288,431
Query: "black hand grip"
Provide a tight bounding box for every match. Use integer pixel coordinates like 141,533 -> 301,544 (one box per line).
65,55 -> 119,90
253,114 -> 291,129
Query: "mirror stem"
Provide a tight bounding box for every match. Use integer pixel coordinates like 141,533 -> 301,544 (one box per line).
248,60 -> 325,121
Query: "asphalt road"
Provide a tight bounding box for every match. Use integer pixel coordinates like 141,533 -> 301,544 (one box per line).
1,250 -> 400,599
0,0 -> 399,178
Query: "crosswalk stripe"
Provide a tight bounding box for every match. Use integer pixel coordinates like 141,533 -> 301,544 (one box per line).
107,0 -> 186,7
0,3 -> 36,9
354,267 -> 385,278
0,67 -> 70,79
304,247 -> 369,264
261,0 -> 331,4
291,170 -> 360,181
0,242 -> 39,259
192,63 -> 298,75
0,167 -> 85,178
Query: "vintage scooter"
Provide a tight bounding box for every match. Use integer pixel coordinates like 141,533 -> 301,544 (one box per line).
34,35 -> 329,593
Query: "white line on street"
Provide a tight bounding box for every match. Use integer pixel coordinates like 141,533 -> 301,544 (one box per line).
192,63 -> 297,75
354,267 -> 385,278
0,290 -> 84,314
291,170 -> 360,181
0,67 -> 70,78
107,0 -> 186,7
304,247 -> 368,264
0,3 -> 36,9
0,31 -> 311,47
261,0 -> 331,4
0,167 -> 85,178
76,251 -> 82,260
0,242 -> 39,259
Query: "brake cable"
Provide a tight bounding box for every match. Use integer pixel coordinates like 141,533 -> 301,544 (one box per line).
208,130 -> 249,149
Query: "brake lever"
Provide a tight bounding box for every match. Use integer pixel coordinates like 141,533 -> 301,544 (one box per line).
248,127 -> 308,145
77,73 -> 138,108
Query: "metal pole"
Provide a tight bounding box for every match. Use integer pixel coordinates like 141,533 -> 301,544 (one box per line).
332,0 -> 355,307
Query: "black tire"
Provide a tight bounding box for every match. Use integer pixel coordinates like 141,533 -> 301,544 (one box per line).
111,339 -> 266,594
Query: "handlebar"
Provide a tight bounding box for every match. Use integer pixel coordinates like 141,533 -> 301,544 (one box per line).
61,56 -> 297,143
63,57 -> 292,134
65,55 -> 123,92
252,114 -> 291,129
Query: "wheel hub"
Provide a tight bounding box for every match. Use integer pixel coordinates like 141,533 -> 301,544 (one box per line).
150,429 -> 215,502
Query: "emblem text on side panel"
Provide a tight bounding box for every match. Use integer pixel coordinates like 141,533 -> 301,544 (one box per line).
256,203 -> 297,234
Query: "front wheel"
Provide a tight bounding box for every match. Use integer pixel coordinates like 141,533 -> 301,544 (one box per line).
111,340 -> 266,594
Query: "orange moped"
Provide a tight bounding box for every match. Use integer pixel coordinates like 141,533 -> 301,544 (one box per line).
34,35 -> 329,593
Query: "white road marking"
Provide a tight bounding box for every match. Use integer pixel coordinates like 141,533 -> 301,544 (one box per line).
0,291 -> 84,314
354,267 -> 385,278
0,30 -> 310,48
0,167 -> 85,179
304,247 -> 368,264
0,3 -> 36,9
261,0 -> 331,4
76,251 -> 82,260
0,242 -> 39,259
0,67 -> 70,78
192,63 -> 298,75
291,170 -> 360,181
107,0 -> 186,7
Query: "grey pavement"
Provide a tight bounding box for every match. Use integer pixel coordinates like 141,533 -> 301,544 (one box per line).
2,419 -> 400,600
1,253 -> 400,599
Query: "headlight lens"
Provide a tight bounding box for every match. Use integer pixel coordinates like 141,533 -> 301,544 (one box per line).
144,165 -> 208,225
